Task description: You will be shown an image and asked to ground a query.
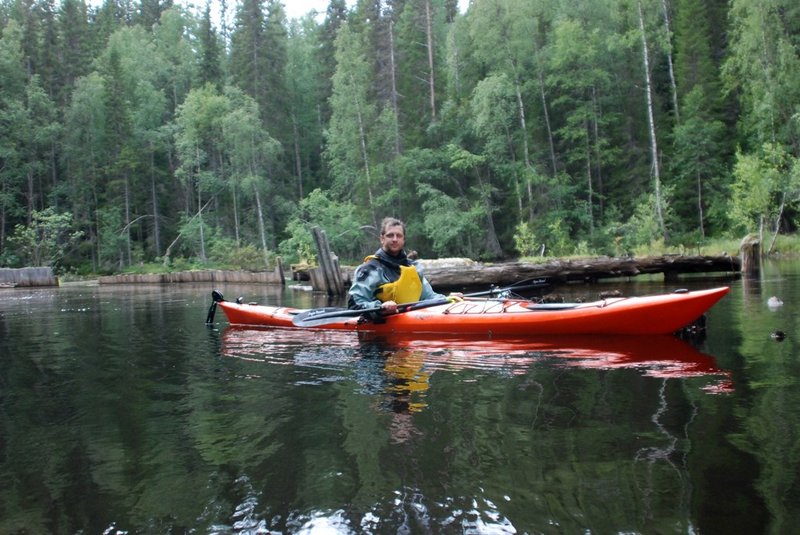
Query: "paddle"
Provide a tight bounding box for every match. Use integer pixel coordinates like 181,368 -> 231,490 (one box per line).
292,297 -> 450,327
465,278 -> 551,298
291,277 -> 553,328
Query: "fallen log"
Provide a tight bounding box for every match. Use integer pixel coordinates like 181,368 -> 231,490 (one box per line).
413,254 -> 741,290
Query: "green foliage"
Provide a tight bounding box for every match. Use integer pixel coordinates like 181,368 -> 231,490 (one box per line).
172,213 -> 208,261
605,191 -> 674,256
418,183 -> 484,258
6,208 -> 83,269
513,221 -> 539,258
730,143 -> 800,235
544,219 -> 574,257
96,207 -> 128,270
2,0 -> 800,276
207,239 -> 271,271
277,189 -> 366,264
724,0 -> 800,150
669,87 -> 729,236
222,86 -> 282,211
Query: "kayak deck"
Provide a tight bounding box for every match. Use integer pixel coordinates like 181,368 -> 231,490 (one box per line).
214,286 -> 729,336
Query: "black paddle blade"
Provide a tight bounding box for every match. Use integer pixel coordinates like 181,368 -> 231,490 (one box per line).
205,302 -> 216,324
206,290 -> 225,324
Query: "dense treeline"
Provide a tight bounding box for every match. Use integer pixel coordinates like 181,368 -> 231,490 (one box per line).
0,0 -> 798,274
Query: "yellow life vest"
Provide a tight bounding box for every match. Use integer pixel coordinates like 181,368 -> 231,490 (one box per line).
367,255 -> 423,304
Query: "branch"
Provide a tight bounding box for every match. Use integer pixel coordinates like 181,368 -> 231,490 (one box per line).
162,195 -> 217,267
118,214 -> 153,235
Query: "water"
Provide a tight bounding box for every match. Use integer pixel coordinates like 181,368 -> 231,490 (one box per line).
1,260 -> 799,533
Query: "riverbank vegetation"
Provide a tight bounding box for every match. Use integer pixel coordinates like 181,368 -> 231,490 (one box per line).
1,0 -> 798,276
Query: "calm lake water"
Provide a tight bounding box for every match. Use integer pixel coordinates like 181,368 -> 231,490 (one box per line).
1,260 -> 799,534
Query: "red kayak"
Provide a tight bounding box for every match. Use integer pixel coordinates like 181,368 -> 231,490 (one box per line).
212,286 -> 729,336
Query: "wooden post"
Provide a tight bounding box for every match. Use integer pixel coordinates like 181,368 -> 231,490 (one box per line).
274,257 -> 285,285
739,234 -> 760,278
311,226 -> 332,294
318,227 -> 344,292
311,226 -> 345,296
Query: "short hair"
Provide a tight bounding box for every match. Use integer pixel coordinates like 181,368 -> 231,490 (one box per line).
380,217 -> 406,236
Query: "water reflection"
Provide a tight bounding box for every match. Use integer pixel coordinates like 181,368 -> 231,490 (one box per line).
220,327 -> 733,395
213,327 -> 737,532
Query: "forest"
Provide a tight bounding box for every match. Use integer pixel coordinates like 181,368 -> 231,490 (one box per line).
0,0 -> 798,275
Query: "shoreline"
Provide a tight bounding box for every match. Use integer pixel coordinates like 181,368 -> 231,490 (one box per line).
48,254 -> 741,291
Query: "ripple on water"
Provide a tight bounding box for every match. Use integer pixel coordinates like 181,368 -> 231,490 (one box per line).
206,483 -> 519,534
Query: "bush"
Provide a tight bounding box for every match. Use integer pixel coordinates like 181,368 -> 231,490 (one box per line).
513,221 -> 539,257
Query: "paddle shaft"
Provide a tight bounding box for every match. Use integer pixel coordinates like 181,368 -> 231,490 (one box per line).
291,278 -> 552,327
292,297 -> 450,327
465,279 -> 550,298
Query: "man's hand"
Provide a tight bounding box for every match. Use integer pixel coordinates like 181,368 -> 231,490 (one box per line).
381,300 -> 398,314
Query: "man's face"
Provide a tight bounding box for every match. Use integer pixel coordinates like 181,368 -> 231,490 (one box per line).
380,225 -> 405,255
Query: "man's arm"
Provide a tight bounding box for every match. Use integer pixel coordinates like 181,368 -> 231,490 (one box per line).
347,264 -> 383,310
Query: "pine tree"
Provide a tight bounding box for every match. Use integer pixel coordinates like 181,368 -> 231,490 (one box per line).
317,0 -> 348,123
0,20 -> 29,249
137,0 -> 172,29
325,22 -> 380,224
674,0 -> 718,106
197,1 -> 222,89
286,16 -> 325,198
394,0 -> 447,146
261,0 -> 288,139
56,0 -> 92,107
229,0 -> 266,122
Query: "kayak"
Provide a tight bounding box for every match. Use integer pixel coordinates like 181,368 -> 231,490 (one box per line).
212,286 -> 729,336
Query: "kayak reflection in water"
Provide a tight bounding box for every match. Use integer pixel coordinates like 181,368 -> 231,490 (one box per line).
347,217 -> 461,315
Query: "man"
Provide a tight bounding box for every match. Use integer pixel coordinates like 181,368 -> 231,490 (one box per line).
348,217 -> 458,313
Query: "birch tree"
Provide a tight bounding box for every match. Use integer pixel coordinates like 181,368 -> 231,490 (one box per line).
466,0 -> 551,221
548,6 -> 622,235
723,0 -> 800,151
62,73 -> 107,269
636,0 -> 666,238
174,84 -> 227,263
222,87 -> 282,264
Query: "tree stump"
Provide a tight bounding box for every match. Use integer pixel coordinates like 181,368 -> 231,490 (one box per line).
311,226 -> 346,296
739,234 -> 760,278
